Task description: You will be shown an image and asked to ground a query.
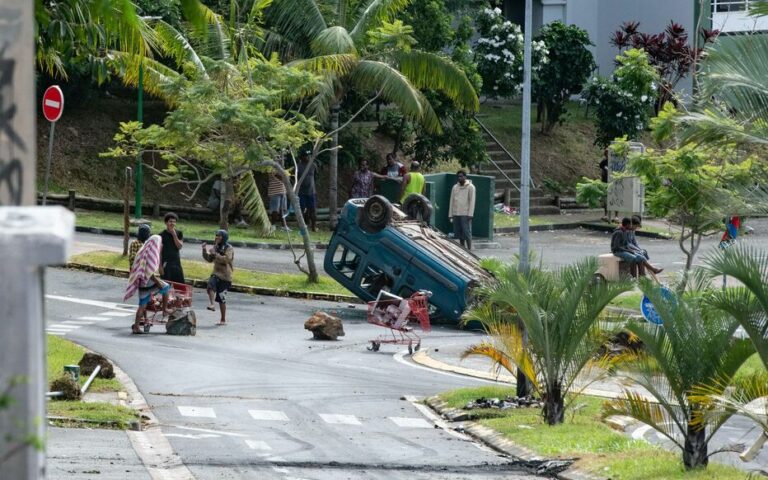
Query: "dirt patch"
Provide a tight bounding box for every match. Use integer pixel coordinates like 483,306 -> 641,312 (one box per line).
78,352 -> 115,379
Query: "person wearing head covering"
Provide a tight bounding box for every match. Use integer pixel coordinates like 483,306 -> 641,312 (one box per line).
125,235 -> 172,334
202,229 -> 234,325
128,224 -> 151,268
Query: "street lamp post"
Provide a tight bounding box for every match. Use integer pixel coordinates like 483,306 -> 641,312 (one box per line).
135,62 -> 143,219
517,0 -> 533,398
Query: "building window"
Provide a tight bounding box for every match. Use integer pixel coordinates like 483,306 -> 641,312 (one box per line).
711,0 -> 768,32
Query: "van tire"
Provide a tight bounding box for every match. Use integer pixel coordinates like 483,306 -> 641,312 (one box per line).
402,193 -> 433,223
360,195 -> 392,233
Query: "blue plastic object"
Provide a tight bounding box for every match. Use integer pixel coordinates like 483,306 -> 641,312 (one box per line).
640,286 -> 674,325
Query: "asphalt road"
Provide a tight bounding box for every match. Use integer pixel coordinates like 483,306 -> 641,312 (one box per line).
45,268 -> 546,480
74,218 -> 768,279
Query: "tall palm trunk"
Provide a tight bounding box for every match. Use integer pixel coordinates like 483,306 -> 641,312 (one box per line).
329,104 -> 340,229
683,423 -> 708,469
544,384 -> 565,425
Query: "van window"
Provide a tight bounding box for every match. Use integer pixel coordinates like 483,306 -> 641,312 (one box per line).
332,244 -> 360,280
360,264 -> 393,296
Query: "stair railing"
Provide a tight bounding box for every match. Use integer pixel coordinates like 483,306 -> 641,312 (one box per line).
473,115 -> 537,191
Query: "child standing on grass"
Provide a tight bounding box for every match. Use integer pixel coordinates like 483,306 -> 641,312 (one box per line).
124,235 -> 173,334
203,229 -> 234,325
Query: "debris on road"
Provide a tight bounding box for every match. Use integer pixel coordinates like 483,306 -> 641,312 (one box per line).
166,310 -> 197,336
464,396 -> 543,410
304,311 -> 345,340
49,375 -> 81,400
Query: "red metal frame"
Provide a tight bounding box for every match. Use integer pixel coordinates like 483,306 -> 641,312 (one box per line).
366,290 -> 432,353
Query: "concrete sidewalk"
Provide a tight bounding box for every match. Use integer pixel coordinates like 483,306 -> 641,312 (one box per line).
47,427 -> 150,479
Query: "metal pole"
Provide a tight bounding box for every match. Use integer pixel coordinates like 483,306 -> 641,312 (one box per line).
516,0 -> 533,398
134,63 -> 144,219
123,167 -> 132,256
42,122 -> 56,205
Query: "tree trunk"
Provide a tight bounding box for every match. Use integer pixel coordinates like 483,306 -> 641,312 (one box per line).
683,423 -> 708,469
329,104 -> 340,230
543,385 -> 565,425
392,116 -> 406,155
219,177 -> 233,230
258,160 -> 319,283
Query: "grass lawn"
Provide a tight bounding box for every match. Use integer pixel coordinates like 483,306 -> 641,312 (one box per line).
75,209 -> 334,244
69,250 -> 352,296
47,335 -> 138,428
609,291 -> 643,311
439,387 -> 750,479
493,213 -> 553,228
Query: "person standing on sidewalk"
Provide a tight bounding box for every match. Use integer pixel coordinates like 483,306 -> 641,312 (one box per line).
268,168 -> 289,231
202,229 -> 234,325
448,170 -> 476,250
296,150 -> 318,232
160,212 -> 185,284
350,159 -> 384,199
380,153 -> 406,179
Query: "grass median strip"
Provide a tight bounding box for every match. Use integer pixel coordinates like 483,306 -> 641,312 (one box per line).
76,210 -> 334,244
69,250 -> 352,296
47,335 -> 138,429
438,387 -> 749,480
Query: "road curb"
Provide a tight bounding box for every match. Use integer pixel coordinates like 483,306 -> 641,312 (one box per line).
75,225 -> 330,251
423,396 -> 605,480
65,262 -> 362,304
577,222 -> 673,239
494,223 -> 580,234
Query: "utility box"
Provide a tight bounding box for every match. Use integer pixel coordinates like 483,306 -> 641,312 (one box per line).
424,173 -> 495,240
607,176 -> 645,215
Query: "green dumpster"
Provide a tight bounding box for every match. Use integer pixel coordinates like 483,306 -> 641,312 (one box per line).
424,173 -> 495,240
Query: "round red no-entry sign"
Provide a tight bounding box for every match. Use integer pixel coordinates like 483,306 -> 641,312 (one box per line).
42,86 -> 64,122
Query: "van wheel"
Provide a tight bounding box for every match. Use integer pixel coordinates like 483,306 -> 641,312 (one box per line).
360,195 -> 392,233
402,194 -> 433,223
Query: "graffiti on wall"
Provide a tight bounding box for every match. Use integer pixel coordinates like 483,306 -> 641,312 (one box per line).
0,7 -> 24,206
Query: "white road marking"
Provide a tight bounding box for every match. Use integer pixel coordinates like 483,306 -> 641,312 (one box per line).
46,331 -> 66,336
79,316 -> 113,321
245,440 -> 272,451
101,311 -> 135,317
164,433 -> 220,439
167,425 -> 248,438
249,409 -> 289,421
319,414 -> 361,425
61,320 -> 94,325
404,395 -> 474,442
632,424 -> 653,441
269,457 -> 286,463
177,406 -> 216,418
46,294 -> 135,312
393,350 -> 499,385
46,324 -> 79,330
389,417 -> 433,429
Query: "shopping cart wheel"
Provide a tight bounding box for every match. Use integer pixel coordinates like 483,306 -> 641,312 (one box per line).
414,342 -> 421,352
408,344 -> 413,355
368,342 -> 380,352
143,324 -> 151,333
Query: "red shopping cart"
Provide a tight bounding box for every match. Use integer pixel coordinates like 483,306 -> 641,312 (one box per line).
140,281 -> 192,333
367,290 -> 432,354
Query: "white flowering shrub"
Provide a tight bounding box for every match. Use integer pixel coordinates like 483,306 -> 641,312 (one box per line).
474,7 -> 547,98
582,48 -> 658,147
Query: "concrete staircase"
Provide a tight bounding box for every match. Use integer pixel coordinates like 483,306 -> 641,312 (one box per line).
474,118 -> 560,215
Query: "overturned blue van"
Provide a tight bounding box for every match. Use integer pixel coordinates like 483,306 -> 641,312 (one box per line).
324,196 -> 494,325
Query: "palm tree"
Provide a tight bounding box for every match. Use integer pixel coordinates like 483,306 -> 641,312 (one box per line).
693,245 -> 768,460
463,257 -> 632,425
603,279 -> 755,470
261,0 -> 479,226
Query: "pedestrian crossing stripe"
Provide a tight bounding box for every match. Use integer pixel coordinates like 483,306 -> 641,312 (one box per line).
248,409 -> 289,421
78,316 -> 111,321
388,417 -> 433,428
178,406 -> 217,418
245,440 -> 272,450
46,324 -> 79,330
61,320 -> 94,325
100,311 -> 135,317
319,414 -> 361,425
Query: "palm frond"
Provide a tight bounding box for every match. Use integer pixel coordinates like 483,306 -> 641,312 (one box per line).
306,74 -> 340,122
264,0 -> 328,52
106,51 -> 183,103
349,0 -> 411,44
691,372 -> 768,432
394,50 -> 479,112
604,391 -> 685,449
750,1 -> 768,18
237,171 -> 272,235
350,59 -> 422,119
152,20 -> 208,78
288,53 -> 358,75
311,26 -> 357,55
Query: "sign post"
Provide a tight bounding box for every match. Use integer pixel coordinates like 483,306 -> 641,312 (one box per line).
41,85 -> 64,205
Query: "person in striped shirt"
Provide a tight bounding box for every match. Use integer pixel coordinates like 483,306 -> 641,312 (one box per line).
268,169 -> 289,231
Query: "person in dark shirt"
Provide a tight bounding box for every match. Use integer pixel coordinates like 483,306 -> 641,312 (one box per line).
611,217 -> 662,278
296,150 -> 318,232
160,212 -> 185,284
